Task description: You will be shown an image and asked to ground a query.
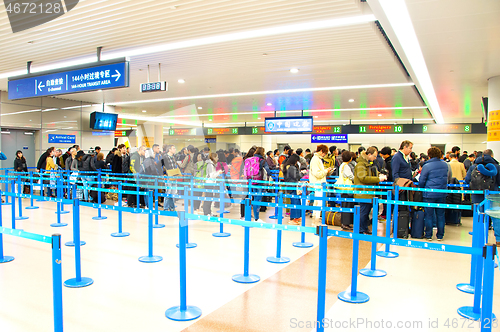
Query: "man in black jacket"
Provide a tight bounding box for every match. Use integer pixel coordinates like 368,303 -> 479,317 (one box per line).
128,146 -> 146,208
37,147 -> 55,171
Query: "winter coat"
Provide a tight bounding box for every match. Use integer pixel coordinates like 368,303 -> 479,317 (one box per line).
465,155 -> 500,191
353,152 -> 380,199
392,151 -> 412,181
418,157 -> 448,198
112,150 -> 123,174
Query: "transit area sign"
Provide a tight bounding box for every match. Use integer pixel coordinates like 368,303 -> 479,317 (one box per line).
8,60 -> 129,99
311,134 -> 348,143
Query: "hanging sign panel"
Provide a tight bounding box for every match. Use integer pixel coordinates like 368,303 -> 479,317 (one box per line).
311,134 -> 348,143
8,60 -> 129,99
265,116 -> 313,133
48,134 -> 76,144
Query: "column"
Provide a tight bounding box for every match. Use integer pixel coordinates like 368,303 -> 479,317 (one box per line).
487,76 -> 500,157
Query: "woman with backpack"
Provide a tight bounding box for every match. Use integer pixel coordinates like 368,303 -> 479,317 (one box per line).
283,154 -> 306,225
244,147 -> 271,222
203,153 -> 223,216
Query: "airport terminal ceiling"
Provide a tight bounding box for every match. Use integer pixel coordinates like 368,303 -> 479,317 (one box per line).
0,0 -> 499,127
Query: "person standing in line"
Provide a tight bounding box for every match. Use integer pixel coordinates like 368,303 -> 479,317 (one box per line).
244,146 -> 271,222
179,145 -> 196,175
202,153 -> 224,216
283,154 -> 306,225
304,148 -> 313,164
152,144 -> 163,175
128,145 -> 146,208
449,153 -> 466,181
419,147 -> 449,241
226,147 -> 235,165
354,147 -> 386,235
14,150 -> 28,172
392,140 -> 413,181
338,150 -> 355,230
463,153 -> 475,171
162,144 -> 178,211
45,147 -> 58,198
112,144 -> 126,175
309,144 -> 332,226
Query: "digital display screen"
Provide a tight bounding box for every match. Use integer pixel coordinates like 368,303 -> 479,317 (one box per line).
90,112 -> 118,131
313,126 -> 342,134
265,116 -> 313,133
167,128 -> 197,136
358,125 -> 403,134
251,127 -> 266,134
140,81 -> 167,93
206,128 -> 238,135
422,124 -> 471,134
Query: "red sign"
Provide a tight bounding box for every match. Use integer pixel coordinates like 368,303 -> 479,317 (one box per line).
114,130 -> 126,137
369,125 -> 392,133
313,126 -> 332,134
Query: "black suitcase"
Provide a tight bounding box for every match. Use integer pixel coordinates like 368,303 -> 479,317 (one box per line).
411,209 -> 425,238
445,209 -> 462,225
397,210 -> 410,239
90,189 -> 106,204
461,199 -> 473,217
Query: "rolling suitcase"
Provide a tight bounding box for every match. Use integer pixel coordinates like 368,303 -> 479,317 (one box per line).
411,209 -> 425,238
445,209 -> 462,226
461,199 -> 473,217
397,210 -> 410,239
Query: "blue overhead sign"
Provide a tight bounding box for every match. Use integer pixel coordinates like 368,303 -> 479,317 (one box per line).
204,138 -> 216,143
8,61 -> 129,100
265,116 -> 313,133
311,134 -> 348,143
48,134 -> 76,144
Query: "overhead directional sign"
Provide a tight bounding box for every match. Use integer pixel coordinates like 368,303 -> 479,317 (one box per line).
311,134 -> 348,143
48,134 -> 76,144
8,60 -> 129,100
265,116 -> 313,133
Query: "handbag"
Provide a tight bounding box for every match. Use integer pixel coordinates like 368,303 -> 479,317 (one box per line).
335,164 -> 353,190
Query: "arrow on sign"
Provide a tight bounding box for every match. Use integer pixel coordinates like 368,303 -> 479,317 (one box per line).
111,70 -> 121,81
38,81 -> 45,91
312,136 -> 317,140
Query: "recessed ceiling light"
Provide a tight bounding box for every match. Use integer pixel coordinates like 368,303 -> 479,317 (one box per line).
142,110 -> 147,113
348,99 -> 354,103
378,114 -> 382,117
198,106 -> 202,109
262,53 -> 268,56
208,119 -> 212,121
27,41 -> 34,44
178,79 -> 185,83
258,117 -> 261,119
267,103 -> 272,106
314,116 -> 319,118
290,68 -> 299,73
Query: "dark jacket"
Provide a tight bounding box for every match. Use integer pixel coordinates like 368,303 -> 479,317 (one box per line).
266,156 -> 278,170
458,153 -> 468,163
105,151 -> 114,166
122,153 -> 130,174
284,164 -> 303,183
374,155 -> 385,171
37,151 -> 50,171
14,157 -> 28,172
465,155 -> 500,191
384,155 -> 393,182
418,157 -> 448,198
130,151 -> 143,174
95,160 -> 106,170
111,150 -> 122,174
392,151 -> 412,181
65,156 -> 73,171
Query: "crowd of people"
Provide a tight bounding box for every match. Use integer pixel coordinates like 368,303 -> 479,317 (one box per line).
9,140 -> 499,247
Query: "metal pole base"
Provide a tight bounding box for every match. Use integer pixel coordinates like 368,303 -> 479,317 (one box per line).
269,215 -> 278,219
338,291 -> 370,304
457,306 -> 496,321
64,277 -> 94,288
15,216 -> 29,220
376,250 -> 399,258
138,255 -> 163,263
111,232 -> 130,237
266,256 -> 290,264
293,241 -> 314,248
55,211 -> 70,215
25,206 -> 39,210
153,224 -> 166,228
165,305 -> 202,321
50,222 -> 68,227
92,216 -> 107,220
0,256 -> 15,263
232,274 -> 260,283
176,243 -> 197,249
360,268 -> 387,278
456,283 -> 475,294
212,232 -> 231,237
65,241 -> 86,247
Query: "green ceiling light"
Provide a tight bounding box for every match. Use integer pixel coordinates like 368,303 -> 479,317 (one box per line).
394,101 -> 403,117
464,87 -> 471,116
135,120 -> 138,125
233,104 -> 238,121
122,119 -> 126,124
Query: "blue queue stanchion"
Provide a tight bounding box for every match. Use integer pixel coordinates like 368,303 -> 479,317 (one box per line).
480,245 -> 497,330
457,204 -> 480,294
63,170 -> 72,205
65,185 -> 86,247
213,180 -> 231,237
338,205 -> 370,303
376,191 -> 398,258
64,199 -> 94,288
165,211 -> 202,321
139,191 -> 163,263
267,192 -> 290,264
293,188 -> 313,248
15,178 -> 28,221
132,177 -> 141,214
232,199 -> 260,283
51,234 -> 64,332
176,186 -> 197,249
0,193 -> 15,263
269,179 -> 279,220
92,169 -> 107,220
55,177 -> 69,215
9,187 -> 21,230
316,225 -> 328,332
4,170 -> 11,205
51,179 -> 68,228
25,171 -> 39,210
153,179 -> 165,229
360,197 -> 387,277
111,182 -> 130,237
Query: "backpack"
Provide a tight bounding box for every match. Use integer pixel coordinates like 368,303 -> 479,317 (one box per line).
470,167 -> 495,190
323,153 -> 334,169
244,156 -> 262,180
195,160 -> 208,178
82,154 -> 93,171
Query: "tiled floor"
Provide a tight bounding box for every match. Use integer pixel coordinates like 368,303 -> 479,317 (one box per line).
0,198 -> 498,332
